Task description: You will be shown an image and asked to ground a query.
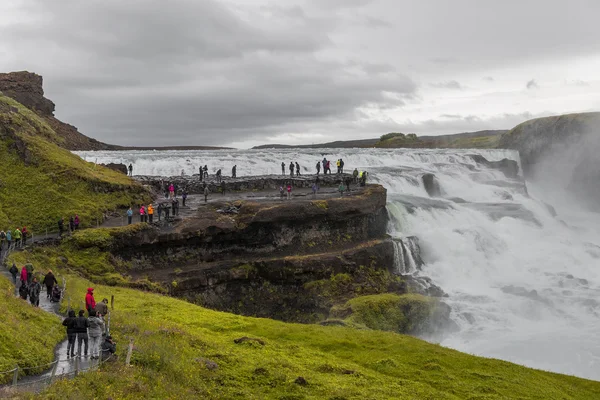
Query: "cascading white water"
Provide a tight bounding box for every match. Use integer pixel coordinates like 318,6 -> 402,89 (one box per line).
75,148 -> 600,381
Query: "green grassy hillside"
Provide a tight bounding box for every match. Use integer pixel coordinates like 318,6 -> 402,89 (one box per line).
7,251 -> 600,399
0,274 -> 64,383
0,94 -> 150,233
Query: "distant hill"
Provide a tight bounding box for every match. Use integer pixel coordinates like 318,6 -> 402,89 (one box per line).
0,71 -> 230,151
253,138 -> 379,149
253,130 -> 508,150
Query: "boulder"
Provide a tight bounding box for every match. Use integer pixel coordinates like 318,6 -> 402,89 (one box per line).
422,173 -> 442,197
101,163 -> 128,175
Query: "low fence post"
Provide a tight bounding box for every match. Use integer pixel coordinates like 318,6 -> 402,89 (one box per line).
110,295 -> 114,310
125,339 -> 134,366
49,360 -> 58,383
12,366 -> 18,386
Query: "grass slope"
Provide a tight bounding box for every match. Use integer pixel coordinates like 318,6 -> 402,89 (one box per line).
0,94 -> 150,232
0,273 -> 64,383
8,252 -> 600,399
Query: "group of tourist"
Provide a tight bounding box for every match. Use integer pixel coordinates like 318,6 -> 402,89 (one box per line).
199,165 -> 237,181
62,288 -> 115,360
57,215 -> 81,237
9,262 -> 61,306
0,227 -> 29,252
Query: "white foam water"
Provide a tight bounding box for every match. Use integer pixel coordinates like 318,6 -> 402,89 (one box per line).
75,148 -> 600,380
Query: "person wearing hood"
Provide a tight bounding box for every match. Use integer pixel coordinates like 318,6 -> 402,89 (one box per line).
29,277 -> 41,307
85,288 -> 96,314
20,266 -> 28,286
43,270 -> 58,298
9,262 -> 18,284
62,310 -> 77,358
74,310 -> 90,357
88,310 -> 105,360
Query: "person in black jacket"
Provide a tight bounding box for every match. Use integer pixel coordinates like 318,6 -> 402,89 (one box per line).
62,310 -> 77,358
43,270 -> 58,298
74,310 -> 90,357
28,277 -> 41,307
9,263 -> 18,284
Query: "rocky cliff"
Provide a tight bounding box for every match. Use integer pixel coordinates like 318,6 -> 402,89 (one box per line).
0,71 -> 118,150
498,112 -> 600,208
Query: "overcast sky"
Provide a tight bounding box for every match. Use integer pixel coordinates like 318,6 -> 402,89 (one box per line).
1,0 -> 599,148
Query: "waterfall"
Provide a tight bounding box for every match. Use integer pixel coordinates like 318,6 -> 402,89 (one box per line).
73,147 -> 600,381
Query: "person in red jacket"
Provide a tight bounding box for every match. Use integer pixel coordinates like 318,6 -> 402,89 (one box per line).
85,287 -> 96,315
20,266 -> 28,286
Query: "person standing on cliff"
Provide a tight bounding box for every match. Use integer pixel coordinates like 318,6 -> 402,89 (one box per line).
21,226 -> 28,246
295,162 -> 301,176
232,165 -> 237,178
353,168 -> 359,183
199,166 -> 203,182
316,161 -> 321,175
139,205 -> 146,223
182,190 -> 188,207
86,287 -> 96,315
281,162 -> 285,175
204,185 -> 210,203
128,164 -> 133,176
147,204 -> 154,223
216,169 -> 222,183
127,207 -> 133,225
322,158 -> 327,174
340,159 -> 345,174
9,262 -> 18,284
289,162 -> 294,177
13,228 -> 21,249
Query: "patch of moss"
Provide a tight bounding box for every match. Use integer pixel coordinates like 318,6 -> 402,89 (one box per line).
341,293 -> 436,334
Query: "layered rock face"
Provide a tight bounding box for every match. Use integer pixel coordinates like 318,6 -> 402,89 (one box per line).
116,185 -> 394,321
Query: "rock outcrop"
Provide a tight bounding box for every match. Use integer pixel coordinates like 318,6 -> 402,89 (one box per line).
0,71 -> 117,151
95,185 -> 395,322
498,112 -> 600,209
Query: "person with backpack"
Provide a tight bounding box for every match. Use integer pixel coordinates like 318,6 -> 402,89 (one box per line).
85,287 -> 96,314
74,310 -> 90,357
43,270 -> 58,298
9,262 -> 18,284
62,310 -> 77,358
24,262 -> 34,284
101,335 -> 117,360
127,207 -> 133,225
88,310 -> 105,360
6,229 -> 12,250
29,277 -> 41,307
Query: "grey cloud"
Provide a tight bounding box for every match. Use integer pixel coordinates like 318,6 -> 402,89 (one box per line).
0,0 -> 416,146
430,80 -> 463,90
526,79 -> 539,90
483,76 -> 495,82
